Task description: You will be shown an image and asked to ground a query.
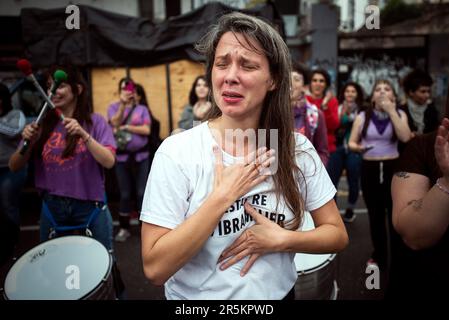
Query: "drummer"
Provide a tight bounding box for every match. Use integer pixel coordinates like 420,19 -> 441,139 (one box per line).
9,64 -> 116,251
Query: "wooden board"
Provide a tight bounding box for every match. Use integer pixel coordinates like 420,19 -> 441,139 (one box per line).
169,60 -> 205,132
90,60 -> 205,138
130,65 -> 169,138
91,67 -> 127,118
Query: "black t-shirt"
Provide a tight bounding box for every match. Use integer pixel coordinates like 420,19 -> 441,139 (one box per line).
389,131 -> 449,299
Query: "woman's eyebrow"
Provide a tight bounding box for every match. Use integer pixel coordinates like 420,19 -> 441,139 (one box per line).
215,53 -> 229,61
215,52 -> 260,64
240,56 -> 259,65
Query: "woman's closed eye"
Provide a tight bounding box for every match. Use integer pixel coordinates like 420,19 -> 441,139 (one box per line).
214,59 -> 228,68
242,64 -> 257,70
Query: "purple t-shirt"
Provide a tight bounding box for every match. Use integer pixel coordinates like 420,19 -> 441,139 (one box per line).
359,111 -> 400,159
107,102 -> 151,163
34,113 -> 116,202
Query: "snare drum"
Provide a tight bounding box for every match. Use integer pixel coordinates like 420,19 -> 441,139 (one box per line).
3,236 -> 116,300
294,212 -> 338,300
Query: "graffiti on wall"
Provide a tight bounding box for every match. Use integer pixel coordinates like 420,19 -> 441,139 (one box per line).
339,54 -> 447,115
338,54 -> 415,99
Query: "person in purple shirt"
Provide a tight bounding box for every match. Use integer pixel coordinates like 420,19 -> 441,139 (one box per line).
108,78 -> 151,242
291,62 -> 329,165
348,79 -> 412,270
9,64 -> 116,251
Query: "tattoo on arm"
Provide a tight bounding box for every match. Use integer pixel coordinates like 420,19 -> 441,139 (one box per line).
407,199 -> 423,211
395,172 -> 410,179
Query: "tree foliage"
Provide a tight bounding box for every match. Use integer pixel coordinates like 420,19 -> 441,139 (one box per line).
380,0 -> 422,26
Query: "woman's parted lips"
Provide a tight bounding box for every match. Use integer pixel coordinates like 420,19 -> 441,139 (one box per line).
222,90 -> 244,98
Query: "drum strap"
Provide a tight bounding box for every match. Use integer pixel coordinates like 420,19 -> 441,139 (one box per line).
42,201 -> 102,233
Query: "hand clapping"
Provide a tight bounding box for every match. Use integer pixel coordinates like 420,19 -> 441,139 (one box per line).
435,118 -> 449,184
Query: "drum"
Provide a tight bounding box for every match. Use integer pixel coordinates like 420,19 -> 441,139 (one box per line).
294,211 -> 338,300
3,235 -> 116,300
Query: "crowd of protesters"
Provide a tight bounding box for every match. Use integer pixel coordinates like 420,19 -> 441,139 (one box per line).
1,48 -> 447,300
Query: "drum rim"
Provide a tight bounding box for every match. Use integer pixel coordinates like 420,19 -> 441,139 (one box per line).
296,253 -> 337,275
79,253 -> 114,300
3,235 -> 111,300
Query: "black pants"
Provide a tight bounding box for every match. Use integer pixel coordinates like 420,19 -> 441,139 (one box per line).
361,159 -> 397,269
115,156 -> 150,229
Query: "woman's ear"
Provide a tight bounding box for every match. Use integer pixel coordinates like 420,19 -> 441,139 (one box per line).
268,78 -> 276,91
77,84 -> 83,96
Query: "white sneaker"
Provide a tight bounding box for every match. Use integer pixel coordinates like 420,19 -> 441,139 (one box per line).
115,228 -> 131,242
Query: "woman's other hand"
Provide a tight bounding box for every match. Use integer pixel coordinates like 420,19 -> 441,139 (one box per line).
217,202 -> 286,276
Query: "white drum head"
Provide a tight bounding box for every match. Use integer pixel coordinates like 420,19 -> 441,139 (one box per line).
294,252 -> 333,273
295,211 -> 333,273
4,236 -> 111,300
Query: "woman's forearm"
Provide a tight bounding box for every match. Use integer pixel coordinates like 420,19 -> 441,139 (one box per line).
127,124 -> 150,136
85,137 -> 115,169
280,224 -> 348,254
395,179 -> 449,250
110,104 -> 126,127
348,141 -> 363,153
348,115 -> 363,153
9,146 -> 32,172
142,192 -> 234,285
389,112 -> 412,142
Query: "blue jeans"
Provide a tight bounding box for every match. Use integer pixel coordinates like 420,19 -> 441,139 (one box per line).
39,193 -> 113,251
115,157 -> 150,228
0,166 -> 27,226
327,145 -> 362,206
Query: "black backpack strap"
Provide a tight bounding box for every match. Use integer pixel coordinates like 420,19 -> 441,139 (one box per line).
121,104 -> 137,125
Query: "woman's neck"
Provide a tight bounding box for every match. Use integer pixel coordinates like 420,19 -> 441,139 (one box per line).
311,92 -> 323,100
197,98 -> 207,104
61,103 -> 76,118
373,105 -> 383,112
209,116 -> 259,157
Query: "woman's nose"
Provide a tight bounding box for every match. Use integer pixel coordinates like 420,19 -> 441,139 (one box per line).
224,64 -> 239,85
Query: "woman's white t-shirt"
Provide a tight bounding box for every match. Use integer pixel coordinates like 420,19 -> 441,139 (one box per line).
140,121 -> 336,300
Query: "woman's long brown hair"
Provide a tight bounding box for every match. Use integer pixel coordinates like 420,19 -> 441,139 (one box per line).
35,64 -> 92,158
196,12 -> 309,230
